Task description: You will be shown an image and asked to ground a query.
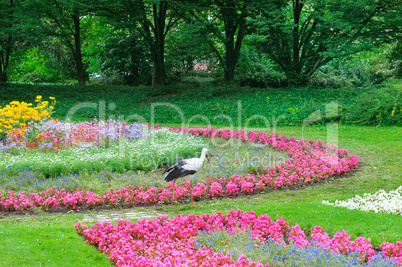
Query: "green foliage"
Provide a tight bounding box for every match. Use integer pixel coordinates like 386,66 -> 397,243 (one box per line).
181,71 -> 221,87
235,44 -> 286,88
1,0 -> 401,86
88,71 -> 126,86
9,47 -> 66,82
84,16 -> 152,86
0,0 -> 41,83
310,56 -> 374,88
193,139 -> 287,183
388,41 -> 402,78
165,21 -> 215,76
26,0 -> 91,85
249,0 -> 402,85
345,82 -> 401,126
0,168 -> 165,194
181,0 -> 252,83
310,43 -> 401,88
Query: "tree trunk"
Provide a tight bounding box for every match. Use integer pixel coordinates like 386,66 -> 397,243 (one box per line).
151,43 -> 166,86
152,58 -> 165,86
224,37 -> 235,84
0,68 -> 7,83
223,35 -> 245,84
220,1 -> 246,84
150,3 -> 166,87
224,32 -> 244,84
0,59 -> 7,83
224,48 -> 236,84
0,41 -> 12,83
72,13 -> 86,86
1,0 -> 14,84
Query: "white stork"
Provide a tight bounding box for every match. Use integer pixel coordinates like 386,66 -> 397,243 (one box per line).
163,148 -> 210,205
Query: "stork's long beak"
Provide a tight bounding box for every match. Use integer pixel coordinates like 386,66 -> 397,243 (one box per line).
206,153 -> 211,164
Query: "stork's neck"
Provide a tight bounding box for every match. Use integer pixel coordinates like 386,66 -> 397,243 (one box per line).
200,150 -> 207,160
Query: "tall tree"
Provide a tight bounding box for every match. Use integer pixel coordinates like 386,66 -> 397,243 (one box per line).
165,20 -> 216,74
83,16 -> 152,85
138,1 -> 172,86
29,0 -> 89,86
0,0 -> 14,83
97,0 -> 182,86
251,0 -> 402,85
187,0 -> 250,84
0,0 -> 29,83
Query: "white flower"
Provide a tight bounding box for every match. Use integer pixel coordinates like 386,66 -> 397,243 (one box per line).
323,187 -> 402,215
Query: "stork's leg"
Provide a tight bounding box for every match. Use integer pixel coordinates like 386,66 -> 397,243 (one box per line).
171,179 -> 177,205
190,179 -> 195,206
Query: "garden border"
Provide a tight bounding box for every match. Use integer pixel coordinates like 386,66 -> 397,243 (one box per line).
1,125 -> 359,213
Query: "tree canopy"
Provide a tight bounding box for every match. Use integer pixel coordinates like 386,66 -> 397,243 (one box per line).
0,0 -> 401,86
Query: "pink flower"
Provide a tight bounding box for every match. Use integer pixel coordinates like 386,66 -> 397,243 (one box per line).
226,182 -> 239,196
208,182 -> 223,198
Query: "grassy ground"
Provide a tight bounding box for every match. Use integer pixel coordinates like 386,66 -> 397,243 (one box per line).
0,212 -> 111,266
1,80 -> 400,126
0,124 -> 401,266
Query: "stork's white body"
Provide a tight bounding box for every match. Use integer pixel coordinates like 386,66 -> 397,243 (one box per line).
163,148 -> 209,182
163,148 -> 210,205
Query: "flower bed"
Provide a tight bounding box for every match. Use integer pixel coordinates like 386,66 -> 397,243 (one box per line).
195,228 -> 396,266
323,187 -> 402,215
1,118 -> 152,153
0,95 -> 54,143
0,119 -> 206,175
0,125 -> 359,212
75,210 -> 401,266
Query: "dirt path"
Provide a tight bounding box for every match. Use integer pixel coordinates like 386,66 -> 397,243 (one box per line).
81,209 -> 163,223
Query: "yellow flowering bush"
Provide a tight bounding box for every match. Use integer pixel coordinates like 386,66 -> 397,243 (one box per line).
0,96 -> 56,142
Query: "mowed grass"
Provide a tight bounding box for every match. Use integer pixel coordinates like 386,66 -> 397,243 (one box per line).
0,124 -> 401,265
0,212 -> 111,266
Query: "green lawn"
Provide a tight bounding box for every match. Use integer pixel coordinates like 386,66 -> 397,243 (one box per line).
0,212 -> 111,266
0,124 -> 401,266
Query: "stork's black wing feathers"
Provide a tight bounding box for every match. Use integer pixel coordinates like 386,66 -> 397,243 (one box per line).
164,168 -> 196,182
163,160 -> 187,175
163,160 -> 196,182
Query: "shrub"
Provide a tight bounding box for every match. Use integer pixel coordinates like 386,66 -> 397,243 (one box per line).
9,47 -> 66,83
345,82 -> 401,126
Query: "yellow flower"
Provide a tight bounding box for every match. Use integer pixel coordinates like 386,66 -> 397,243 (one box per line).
36,95 -> 42,100
49,96 -> 55,100
49,106 -> 54,110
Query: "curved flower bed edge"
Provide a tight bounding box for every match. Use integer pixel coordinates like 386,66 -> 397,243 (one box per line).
2,126 -> 401,264
1,125 -> 358,212
75,209 -> 402,266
